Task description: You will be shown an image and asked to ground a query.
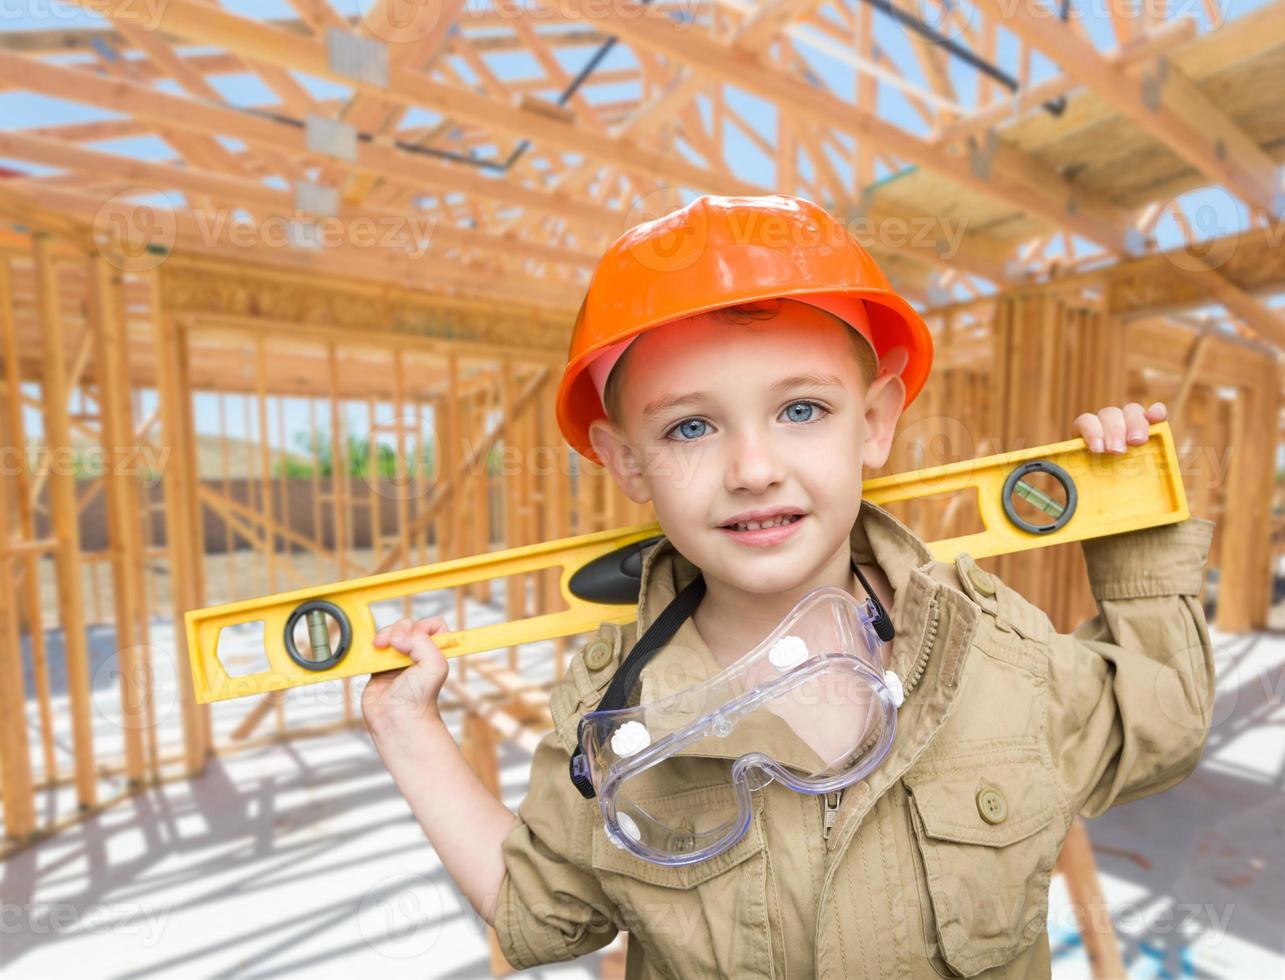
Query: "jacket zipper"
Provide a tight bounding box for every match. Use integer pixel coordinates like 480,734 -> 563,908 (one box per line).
900,592 -> 939,698
822,791 -> 843,842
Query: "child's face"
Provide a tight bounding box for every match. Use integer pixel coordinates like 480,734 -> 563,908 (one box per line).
587,302 -> 905,597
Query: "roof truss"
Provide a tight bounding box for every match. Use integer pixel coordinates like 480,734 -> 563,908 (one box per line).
0,0 -> 1280,343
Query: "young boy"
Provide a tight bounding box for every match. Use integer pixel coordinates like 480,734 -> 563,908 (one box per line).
362,194 -> 1216,978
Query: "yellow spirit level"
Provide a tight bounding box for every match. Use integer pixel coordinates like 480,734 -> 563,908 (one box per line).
186,422 -> 1188,703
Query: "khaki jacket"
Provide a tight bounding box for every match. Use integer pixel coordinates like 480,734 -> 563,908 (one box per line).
494,501 -> 1216,978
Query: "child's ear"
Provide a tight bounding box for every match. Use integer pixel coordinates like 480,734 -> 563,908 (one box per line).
587,418 -> 653,505
861,373 -> 906,470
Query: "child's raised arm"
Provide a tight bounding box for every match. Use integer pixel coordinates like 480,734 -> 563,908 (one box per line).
1045,400 -> 1217,816
363,617 -> 517,925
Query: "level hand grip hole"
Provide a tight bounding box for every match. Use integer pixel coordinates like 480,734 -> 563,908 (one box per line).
215,619 -> 270,678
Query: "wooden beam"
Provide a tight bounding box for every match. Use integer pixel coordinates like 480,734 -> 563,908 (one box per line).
315,0 -> 467,204
0,51 -> 622,239
0,257 -> 58,784
0,131 -> 596,272
32,234 -> 98,807
105,17 -> 278,184
0,17 -> 613,57
1170,332 -> 1209,421
1126,318 -> 1275,391
525,0 -> 1138,251
0,260 -> 37,840
971,0 -> 1282,217
733,0 -> 827,52
0,180 -> 578,310
498,5 -> 1011,285
88,256 -> 149,785
326,342 -> 356,725
64,0 -> 766,198
147,275 -> 208,774
1055,820 -> 1127,977
372,367 -> 550,574
1186,263 -> 1285,350
198,485 -> 368,574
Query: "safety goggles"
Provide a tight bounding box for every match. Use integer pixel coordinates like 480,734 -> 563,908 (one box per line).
570,580 -> 902,866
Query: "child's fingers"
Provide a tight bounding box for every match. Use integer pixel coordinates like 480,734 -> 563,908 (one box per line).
1145,401 -> 1168,422
1097,406 -> 1126,453
374,617 -> 415,648
386,628 -> 446,661
1122,402 -> 1150,444
1072,412 -> 1104,452
410,616 -> 449,637
406,631 -> 447,668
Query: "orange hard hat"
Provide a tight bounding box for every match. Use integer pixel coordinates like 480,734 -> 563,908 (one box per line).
556,193 -> 934,465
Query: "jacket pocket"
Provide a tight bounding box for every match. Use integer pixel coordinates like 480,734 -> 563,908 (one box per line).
903,746 -> 1058,977
589,781 -> 774,978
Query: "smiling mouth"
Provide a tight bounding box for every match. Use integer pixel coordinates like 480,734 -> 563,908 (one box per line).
721,514 -> 805,532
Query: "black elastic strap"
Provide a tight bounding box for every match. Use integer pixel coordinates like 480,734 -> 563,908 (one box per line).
593,573 -> 708,715
852,561 -> 895,643
568,557 -> 894,799
569,573 -> 706,798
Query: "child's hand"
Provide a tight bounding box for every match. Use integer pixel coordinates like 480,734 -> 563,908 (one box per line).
1072,401 -> 1167,454
362,616 -> 451,736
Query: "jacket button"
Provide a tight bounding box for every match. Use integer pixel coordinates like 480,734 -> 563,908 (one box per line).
977,787 -> 1008,824
968,567 -> 997,597
584,640 -> 614,671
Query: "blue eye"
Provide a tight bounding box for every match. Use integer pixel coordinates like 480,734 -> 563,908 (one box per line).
782,401 -> 825,423
668,418 -> 709,441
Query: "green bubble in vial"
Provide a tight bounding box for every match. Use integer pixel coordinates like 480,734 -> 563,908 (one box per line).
1013,479 -> 1065,518
306,609 -> 332,661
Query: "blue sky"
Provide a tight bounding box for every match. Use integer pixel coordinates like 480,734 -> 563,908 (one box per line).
3,0 -> 1276,449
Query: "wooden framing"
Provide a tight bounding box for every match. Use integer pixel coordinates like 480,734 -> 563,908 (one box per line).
31,233 -> 98,808
0,227 -> 632,852
1,7 -> 1282,976
89,256 -> 149,784
0,1 -> 1279,311
0,257 -> 36,840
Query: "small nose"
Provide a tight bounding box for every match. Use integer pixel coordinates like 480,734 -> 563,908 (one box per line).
725,428 -> 785,495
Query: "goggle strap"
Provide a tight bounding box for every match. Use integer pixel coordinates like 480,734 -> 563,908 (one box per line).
570,572 -> 707,798
852,561 -> 895,643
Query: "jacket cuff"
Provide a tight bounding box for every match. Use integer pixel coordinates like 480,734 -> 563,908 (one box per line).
1080,516 -> 1215,601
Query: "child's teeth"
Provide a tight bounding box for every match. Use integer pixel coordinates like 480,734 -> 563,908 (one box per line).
732,515 -> 798,531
